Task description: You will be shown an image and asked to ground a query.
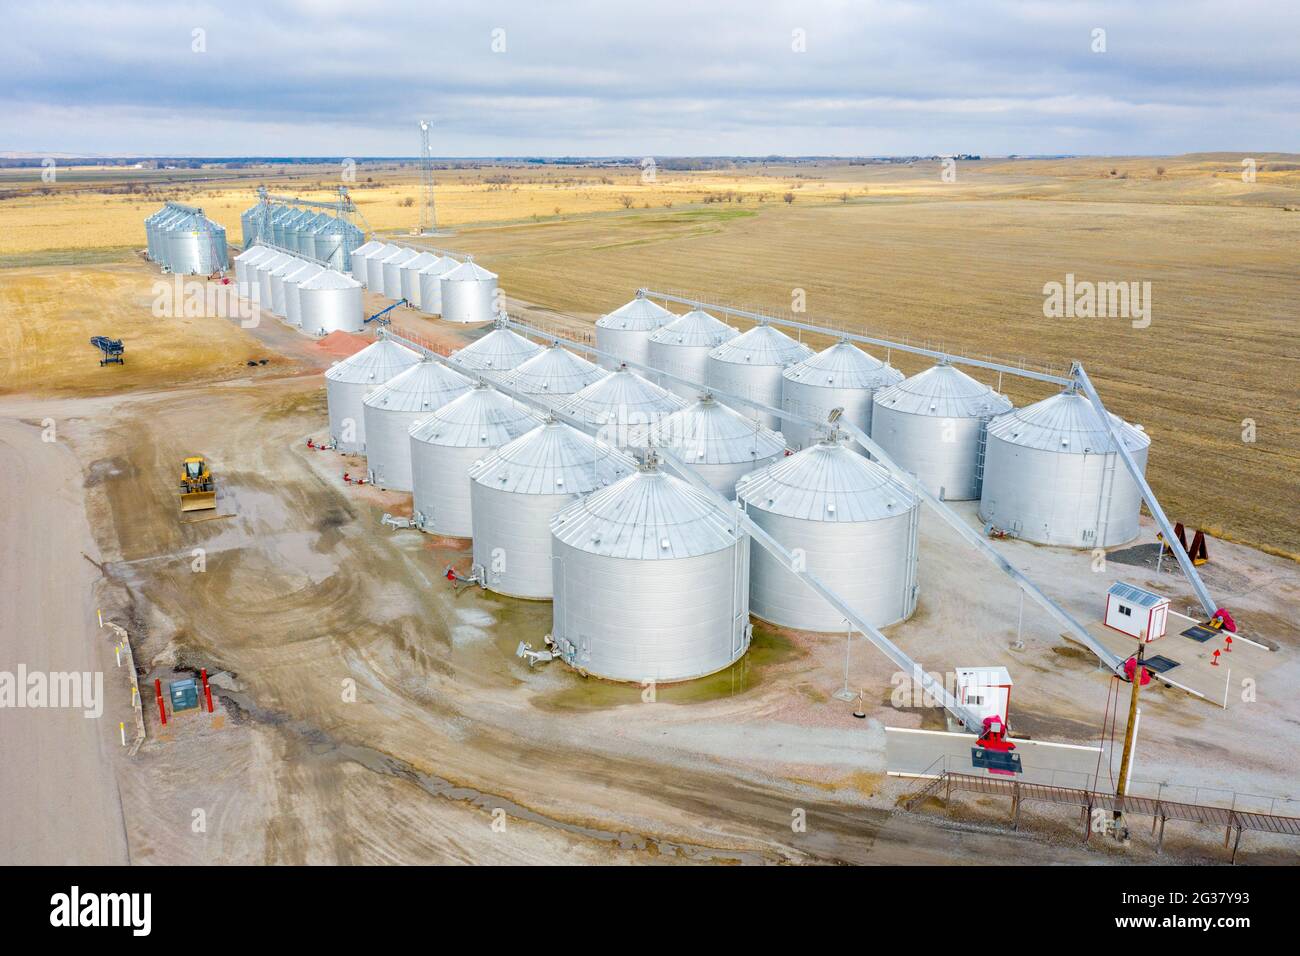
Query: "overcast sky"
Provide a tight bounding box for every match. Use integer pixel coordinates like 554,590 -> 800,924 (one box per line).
3,1 -> 1295,157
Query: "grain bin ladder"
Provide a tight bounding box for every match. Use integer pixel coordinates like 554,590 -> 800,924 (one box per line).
490,316 -> 1128,678
639,290 -> 1223,625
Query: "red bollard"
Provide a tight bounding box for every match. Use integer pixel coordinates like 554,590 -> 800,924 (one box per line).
154,678 -> 167,725
1211,649 -> 1221,667
201,668 -> 214,713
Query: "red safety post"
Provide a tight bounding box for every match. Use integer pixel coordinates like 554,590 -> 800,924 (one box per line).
1211,649 -> 1221,667
200,668 -> 214,713
154,678 -> 167,725
1224,635 -> 1233,654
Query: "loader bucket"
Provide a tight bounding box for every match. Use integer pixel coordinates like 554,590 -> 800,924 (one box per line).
180,490 -> 217,513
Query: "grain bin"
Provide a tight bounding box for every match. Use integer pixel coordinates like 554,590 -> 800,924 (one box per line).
323,336 -> 421,452
362,361 -> 474,490
550,452 -> 751,683
416,256 -> 458,316
705,323 -> 812,430
646,309 -> 738,399
233,245 -> 275,301
299,269 -> 365,335
408,383 -> 539,538
870,362 -> 1012,501
383,248 -> 420,300
643,394 -> 786,496
448,322 -> 543,380
296,212 -> 329,260
736,435 -> 920,631
337,222 -> 365,274
979,388 -> 1151,548
367,244 -> 405,298
557,365 -> 686,447
282,209 -> 314,254
469,417 -> 634,599
239,202 -> 264,250
399,252 -> 439,308
144,207 -> 165,261
781,339 -> 903,452
594,293 -> 676,371
166,209 -> 228,276
348,239 -> 385,283
268,206 -> 296,247
255,251 -> 295,307
440,257 -> 498,324
283,261 -> 325,327
269,255 -> 305,318
499,344 -> 607,404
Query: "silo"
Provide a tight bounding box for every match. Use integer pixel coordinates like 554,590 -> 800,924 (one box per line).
383,248 -> 420,300
297,212 -> 330,261
499,343 -> 608,404
323,336 -> 421,452
705,323 -> 812,430
283,262 -> 325,327
255,251 -> 294,307
646,309 -> 738,399
269,255 -> 305,318
399,252 -> 439,308
282,209 -> 314,254
239,203 -> 264,250
557,365 -> 687,447
361,361 -> 474,490
416,256 -> 458,315
594,294 -> 676,371
233,245 -> 275,301
365,243 -> 402,293
408,383 -> 539,537
781,339 -> 904,452
448,323 -> 543,380
468,417 -> 634,599
145,206 -> 166,261
440,258 -> 498,324
347,239 -> 385,283
643,394 -> 786,496
979,389 -> 1151,548
269,206 -> 296,248
550,452 -> 751,683
299,270 -> 365,335
166,210 -> 227,276
870,362 -> 1012,501
736,436 -> 920,631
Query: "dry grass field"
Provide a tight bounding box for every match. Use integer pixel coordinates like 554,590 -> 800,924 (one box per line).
0,155 -> 1295,557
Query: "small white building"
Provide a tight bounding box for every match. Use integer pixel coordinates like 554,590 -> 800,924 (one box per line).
1105,582 -> 1169,641
955,666 -> 1013,726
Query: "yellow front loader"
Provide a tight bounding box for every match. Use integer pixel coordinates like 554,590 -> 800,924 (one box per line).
179,456 -> 217,513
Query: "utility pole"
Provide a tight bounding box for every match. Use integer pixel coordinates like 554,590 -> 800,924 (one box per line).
1113,637 -> 1146,837
416,119 -> 437,236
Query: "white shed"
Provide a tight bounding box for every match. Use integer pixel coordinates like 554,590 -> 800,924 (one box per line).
1104,582 -> 1169,641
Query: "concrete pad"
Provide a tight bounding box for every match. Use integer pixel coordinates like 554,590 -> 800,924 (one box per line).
886,726 -> 1105,790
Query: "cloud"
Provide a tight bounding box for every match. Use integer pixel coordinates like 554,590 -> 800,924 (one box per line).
1,0 -> 1295,155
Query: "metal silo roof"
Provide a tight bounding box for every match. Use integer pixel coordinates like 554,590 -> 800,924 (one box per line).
783,339 -> 903,390
234,245 -> 274,267
468,417 -> 634,495
551,453 -> 742,559
324,337 -> 421,385
351,240 -> 386,259
418,255 -> 458,276
708,323 -> 812,367
645,394 -> 786,464
558,365 -> 687,423
872,361 -> 1012,418
388,247 -> 420,268
361,359 -> 473,413
499,344 -> 608,395
402,251 -> 440,271
596,294 -> 676,331
300,268 -> 362,291
449,325 -> 543,373
648,309 -> 738,347
736,437 -> 918,522
986,389 -> 1150,454
443,259 -> 497,282
408,382 -> 539,449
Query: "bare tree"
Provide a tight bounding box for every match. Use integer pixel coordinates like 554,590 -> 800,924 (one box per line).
619,195 -> 634,208
782,192 -> 795,204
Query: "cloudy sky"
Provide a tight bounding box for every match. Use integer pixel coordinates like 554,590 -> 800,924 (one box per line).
3,1 -> 1296,157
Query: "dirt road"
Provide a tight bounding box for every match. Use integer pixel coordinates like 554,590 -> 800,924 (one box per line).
0,414 -> 129,864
